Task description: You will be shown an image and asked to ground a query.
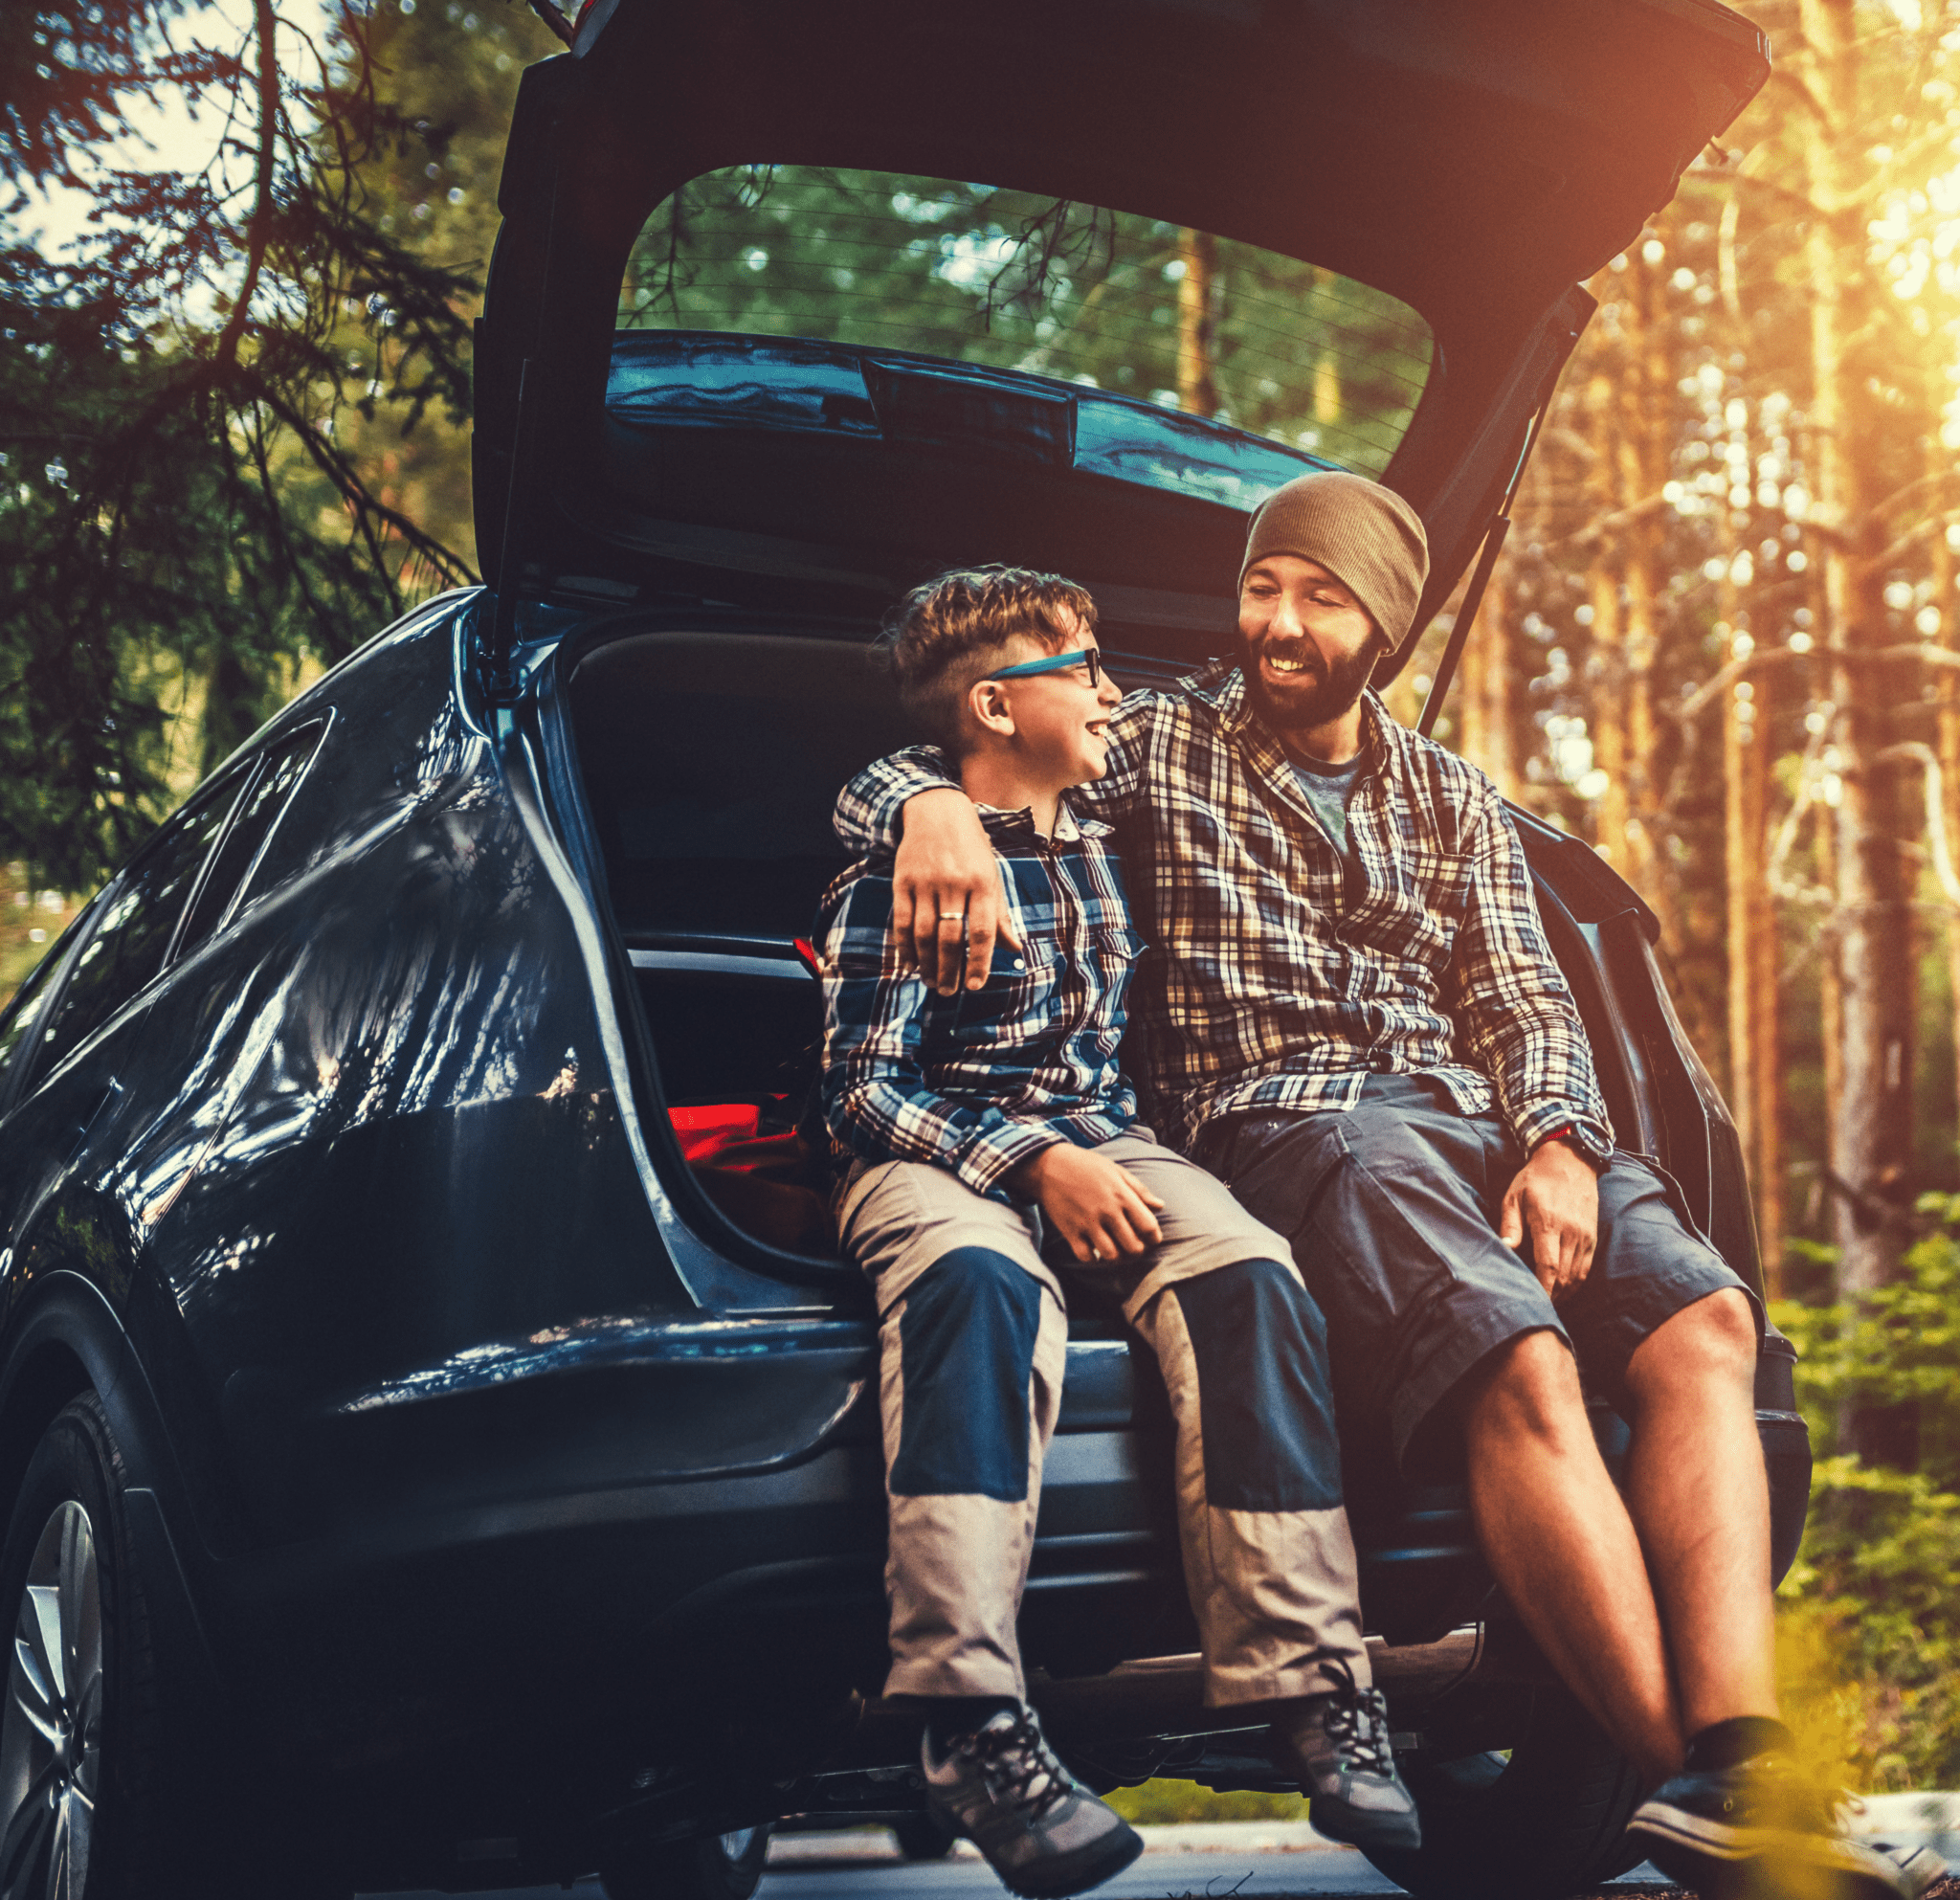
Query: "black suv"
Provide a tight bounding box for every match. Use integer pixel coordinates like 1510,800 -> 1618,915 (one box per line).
0,5 -> 1802,1897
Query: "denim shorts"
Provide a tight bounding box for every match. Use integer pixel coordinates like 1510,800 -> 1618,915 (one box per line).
1194,1074 -> 1758,1476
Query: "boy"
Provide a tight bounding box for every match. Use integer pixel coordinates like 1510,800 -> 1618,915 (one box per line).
816,567 -> 1417,1900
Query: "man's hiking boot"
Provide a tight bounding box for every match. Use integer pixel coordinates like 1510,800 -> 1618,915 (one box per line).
922,1703 -> 1144,1898
1267,1657 -> 1422,1852
1627,1753 -> 1944,1900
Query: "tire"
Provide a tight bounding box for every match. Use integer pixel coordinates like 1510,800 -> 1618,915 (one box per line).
601,1823 -> 773,1900
893,1810 -> 960,1861
0,1392 -> 159,1900
1359,1685 -> 1646,1900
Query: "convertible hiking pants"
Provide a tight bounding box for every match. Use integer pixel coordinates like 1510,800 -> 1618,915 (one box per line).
835,1129 -> 1367,1709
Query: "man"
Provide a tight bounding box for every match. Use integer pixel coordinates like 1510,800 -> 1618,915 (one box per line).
834,473 -> 1933,1900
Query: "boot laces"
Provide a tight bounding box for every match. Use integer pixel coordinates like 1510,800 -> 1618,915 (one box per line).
954,1711 -> 1073,1822
1312,1653 -> 1396,1778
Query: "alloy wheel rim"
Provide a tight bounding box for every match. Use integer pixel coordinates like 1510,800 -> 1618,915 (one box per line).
0,1503 -> 101,1900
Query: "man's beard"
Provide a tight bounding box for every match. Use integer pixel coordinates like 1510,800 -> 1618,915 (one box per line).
1239,636 -> 1379,744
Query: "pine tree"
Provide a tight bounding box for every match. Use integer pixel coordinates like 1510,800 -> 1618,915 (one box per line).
0,0 -> 544,885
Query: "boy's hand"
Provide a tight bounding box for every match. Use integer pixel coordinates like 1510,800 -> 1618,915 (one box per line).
1009,1145 -> 1166,1262
1498,1139 -> 1598,1301
891,789 -> 1023,995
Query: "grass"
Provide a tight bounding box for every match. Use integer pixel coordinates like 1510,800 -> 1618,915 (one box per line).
1103,1779 -> 1309,1825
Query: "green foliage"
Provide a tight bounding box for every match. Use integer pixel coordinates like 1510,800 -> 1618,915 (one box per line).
1779,1201 -> 1960,1485
624,166 -> 1435,476
1772,1196 -> 1960,1787
0,0 -> 522,888
1102,1779 -> 1307,1825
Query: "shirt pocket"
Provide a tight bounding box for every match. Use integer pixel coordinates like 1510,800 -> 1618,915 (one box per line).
1380,843 -> 1476,962
1087,919 -> 1147,970
949,934 -> 1064,1050
1080,921 -> 1147,1062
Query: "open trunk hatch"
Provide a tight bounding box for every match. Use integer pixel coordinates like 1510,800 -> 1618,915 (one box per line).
475,0 -> 1768,674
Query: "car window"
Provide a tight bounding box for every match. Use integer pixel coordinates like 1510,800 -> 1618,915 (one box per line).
0,926 -> 80,1099
620,166 -> 1437,481
174,723 -> 327,956
28,780 -> 243,1084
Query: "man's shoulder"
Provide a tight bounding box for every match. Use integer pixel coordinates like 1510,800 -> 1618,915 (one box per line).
1369,701 -> 1501,832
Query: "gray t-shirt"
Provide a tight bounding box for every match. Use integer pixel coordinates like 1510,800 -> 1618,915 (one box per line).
1287,745 -> 1370,866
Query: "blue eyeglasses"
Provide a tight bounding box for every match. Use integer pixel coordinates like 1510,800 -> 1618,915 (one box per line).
984,648 -> 1103,689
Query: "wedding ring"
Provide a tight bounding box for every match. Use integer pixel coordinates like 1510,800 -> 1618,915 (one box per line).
939,912 -> 964,920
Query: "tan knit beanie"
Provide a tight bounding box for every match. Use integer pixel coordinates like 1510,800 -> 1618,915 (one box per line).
1237,472 -> 1430,652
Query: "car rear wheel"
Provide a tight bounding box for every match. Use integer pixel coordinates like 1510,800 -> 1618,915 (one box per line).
1358,1685 -> 1645,1900
600,1823 -> 773,1900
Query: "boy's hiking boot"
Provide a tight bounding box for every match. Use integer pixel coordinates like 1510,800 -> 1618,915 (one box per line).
922,1703 -> 1143,1897
1627,1753 -> 1944,1900
1267,1657 -> 1422,1852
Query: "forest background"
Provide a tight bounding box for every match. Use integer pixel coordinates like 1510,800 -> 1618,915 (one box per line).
6,0 -> 1960,1795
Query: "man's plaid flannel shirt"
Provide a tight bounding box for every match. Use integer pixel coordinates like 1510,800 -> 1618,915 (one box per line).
817,799 -> 1145,1198
834,663 -> 1615,1159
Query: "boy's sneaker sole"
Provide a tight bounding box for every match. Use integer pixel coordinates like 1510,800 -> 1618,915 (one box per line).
938,1806 -> 1143,1900
1304,1794 -> 1423,1854
1631,1801 -> 1945,1900
923,1705 -> 1144,1900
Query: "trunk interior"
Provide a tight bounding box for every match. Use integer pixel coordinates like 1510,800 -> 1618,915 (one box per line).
566,624 -> 919,1263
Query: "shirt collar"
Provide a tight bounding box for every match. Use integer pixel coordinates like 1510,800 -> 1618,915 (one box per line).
972,791 -> 1109,843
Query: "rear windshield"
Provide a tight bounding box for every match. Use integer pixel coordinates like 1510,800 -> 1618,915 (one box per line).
620,167 -> 1436,481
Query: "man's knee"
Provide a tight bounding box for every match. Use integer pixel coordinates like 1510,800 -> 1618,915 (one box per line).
890,1247 -> 1044,1501
1170,1258 -> 1342,1512
1466,1327 -> 1589,1447
1628,1287 -> 1758,1398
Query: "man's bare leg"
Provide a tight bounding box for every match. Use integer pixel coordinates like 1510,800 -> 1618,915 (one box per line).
1463,1330 -> 1682,1783
1620,1293 -> 1935,1899
1621,1289 -> 1778,1737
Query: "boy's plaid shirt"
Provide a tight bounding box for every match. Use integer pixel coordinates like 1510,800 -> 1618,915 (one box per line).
816,799 -> 1145,1198
835,663 -> 1614,1159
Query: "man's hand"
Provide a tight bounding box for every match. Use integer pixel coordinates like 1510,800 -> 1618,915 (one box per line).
890,788 -> 1023,994
1498,1139 -> 1598,1301
1009,1145 -> 1166,1263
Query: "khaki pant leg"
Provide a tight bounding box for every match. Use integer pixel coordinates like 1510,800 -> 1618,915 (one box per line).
1100,1136 -> 1370,1706
839,1162 -> 1068,1700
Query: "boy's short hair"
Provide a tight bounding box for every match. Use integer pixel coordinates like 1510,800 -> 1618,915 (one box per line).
878,566 -> 1099,757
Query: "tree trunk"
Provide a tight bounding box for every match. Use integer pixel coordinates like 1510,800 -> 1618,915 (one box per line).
1723,621 -> 1784,1295
1586,369 -> 1632,867
1459,566 -> 1522,800
1176,228 -> 1219,417
1801,0 -> 1919,1465
1801,0 -> 1910,1282
1817,791 -> 1844,1201
1725,618 -> 1758,1181
1615,237 -> 1669,914
1751,677 -> 1786,1297
1933,409 -> 1960,1157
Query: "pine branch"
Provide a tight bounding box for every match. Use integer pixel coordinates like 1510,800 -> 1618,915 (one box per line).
214,0 -> 280,371
1860,508 -> 1960,580
1537,491 -> 1672,554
